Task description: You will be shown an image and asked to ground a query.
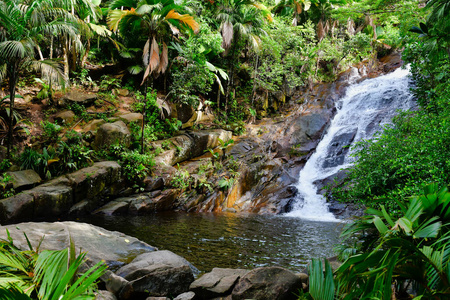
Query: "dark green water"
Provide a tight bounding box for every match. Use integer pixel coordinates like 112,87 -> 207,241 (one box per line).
73,212 -> 342,273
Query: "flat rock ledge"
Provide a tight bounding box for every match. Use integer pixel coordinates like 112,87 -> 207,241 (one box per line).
0,161 -> 122,224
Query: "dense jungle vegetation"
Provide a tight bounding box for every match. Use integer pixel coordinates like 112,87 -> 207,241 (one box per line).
1,0 -> 450,299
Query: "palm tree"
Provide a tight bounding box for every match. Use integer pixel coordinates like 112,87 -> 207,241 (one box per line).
272,0 -> 311,26
216,0 -> 268,114
0,0 -> 77,157
107,0 -> 199,153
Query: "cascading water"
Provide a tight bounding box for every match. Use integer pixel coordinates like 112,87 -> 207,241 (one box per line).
286,66 -> 415,222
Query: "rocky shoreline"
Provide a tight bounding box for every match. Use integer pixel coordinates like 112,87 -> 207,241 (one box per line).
0,222 -> 310,300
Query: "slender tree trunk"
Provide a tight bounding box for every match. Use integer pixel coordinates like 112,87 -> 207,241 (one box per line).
63,41 -> 70,82
217,86 -> 221,112
70,40 -> 78,71
251,54 -> 259,106
81,38 -> 90,68
37,45 -> 44,61
141,79 -> 148,154
7,66 -> 17,158
225,45 -> 237,117
50,36 -> 54,59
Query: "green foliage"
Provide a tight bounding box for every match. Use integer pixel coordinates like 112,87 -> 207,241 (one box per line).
19,147 -> 57,180
116,149 -> 154,187
300,259 -> 336,300
98,75 -> 122,91
170,167 -> 193,192
19,131 -> 93,180
72,69 -> 94,88
41,121 -> 62,144
0,231 -> 107,299
0,160 -> 12,173
170,24 -> 224,107
133,91 -> 180,144
218,177 -> 235,191
335,184 -> 450,299
256,19 -> 316,93
0,173 -> 15,199
67,103 -> 91,122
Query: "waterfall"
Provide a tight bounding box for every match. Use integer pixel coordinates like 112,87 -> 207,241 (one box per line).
286,67 -> 415,222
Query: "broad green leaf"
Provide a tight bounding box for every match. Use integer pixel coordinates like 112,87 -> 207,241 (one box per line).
373,216 -> 389,234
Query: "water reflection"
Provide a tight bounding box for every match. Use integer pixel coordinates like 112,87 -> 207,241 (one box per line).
73,212 -> 343,273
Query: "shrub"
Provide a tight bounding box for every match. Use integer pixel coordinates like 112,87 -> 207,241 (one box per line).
0,231 -> 107,299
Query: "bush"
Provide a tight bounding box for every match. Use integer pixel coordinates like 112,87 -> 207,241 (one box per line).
0,231 -> 107,299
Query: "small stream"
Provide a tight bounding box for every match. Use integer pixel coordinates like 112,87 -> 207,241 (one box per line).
73,212 -> 342,273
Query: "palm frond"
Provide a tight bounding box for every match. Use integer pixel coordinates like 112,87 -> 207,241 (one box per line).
221,20 -> 233,50
107,9 -> 138,32
28,59 -> 66,88
157,42 -> 168,74
0,41 -> 29,61
165,9 -> 199,33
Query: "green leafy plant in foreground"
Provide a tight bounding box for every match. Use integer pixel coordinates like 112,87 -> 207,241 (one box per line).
0,231 -> 107,300
334,183 -> 450,300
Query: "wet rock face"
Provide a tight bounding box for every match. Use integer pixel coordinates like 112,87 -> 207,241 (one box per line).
117,250 -> 195,299
5,169 -> 42,191
92,121 -> 131,151
322,130 -> 357,169
231,267 -> 303,300
190,268 -> 250,299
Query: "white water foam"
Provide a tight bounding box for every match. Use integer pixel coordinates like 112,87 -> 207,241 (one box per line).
286,67 -> 414,222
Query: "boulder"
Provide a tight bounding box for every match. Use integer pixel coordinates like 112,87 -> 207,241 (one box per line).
118,113 -> 143,127
231,267 -> 302,300
190,268 -> 250,299
82,119 -> 106,135
66,161 -> 122,208
103,271 -> 129,294
0,222 -> 156,271
173,292 -> 195,300
62,91 -> 97,106
176,103 -> 195,123
5,169 -> 42,191
94,200 -> 130,216
0,192 -> 35,223
93,121 -> 131,151
117,250 -> 196,299
28,184 -> 73,218
128,189 -> 179,214
54,110 -> 76,124
150,130 -> 232,166
116,89 -> 130,97
95,290 -> 117,300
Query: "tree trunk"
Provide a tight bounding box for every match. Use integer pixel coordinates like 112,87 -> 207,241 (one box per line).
63,41 -> 70,82
225,46 -> 237,117
141,80 -> 148,154
70,39 -> 78,72
7,66 -> 17,158
217,85 -> 221,112
37,45 -> 44,61
80,38 -> 90,68
251,54 -> 259,106
50,36 -> 54,59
